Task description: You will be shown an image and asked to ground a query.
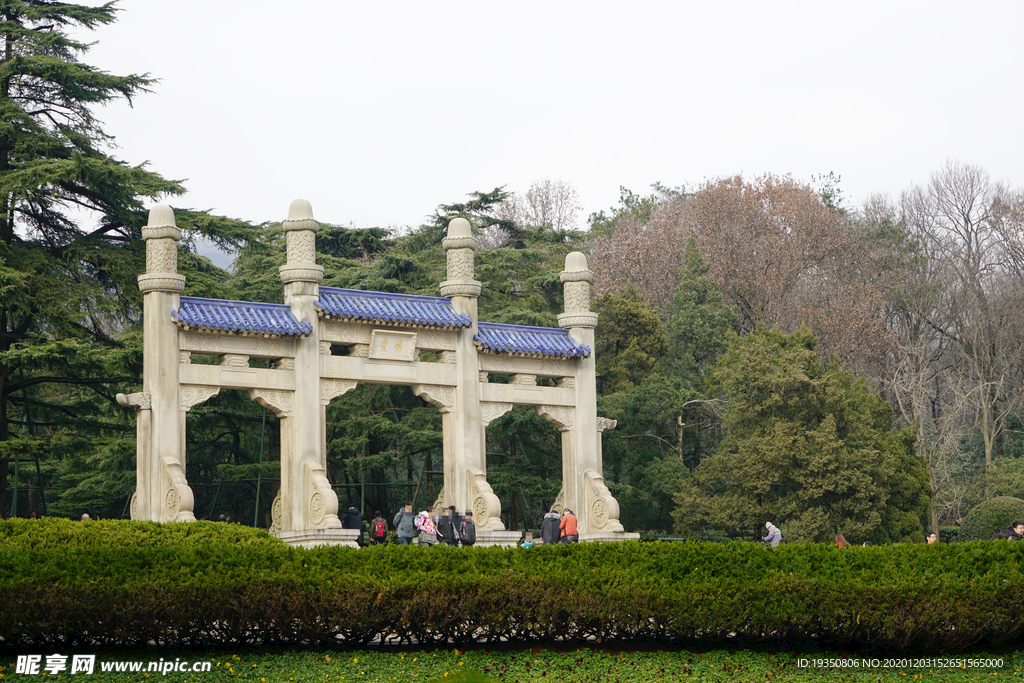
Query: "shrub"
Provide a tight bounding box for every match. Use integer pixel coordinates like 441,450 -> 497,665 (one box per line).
2,533 -> 1024,653
959,496 -> 1024,541
0,517 -> 286,550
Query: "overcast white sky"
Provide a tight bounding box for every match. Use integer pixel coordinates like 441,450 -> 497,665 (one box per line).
81,1 -> 1023,234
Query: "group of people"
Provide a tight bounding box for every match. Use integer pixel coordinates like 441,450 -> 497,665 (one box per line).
523,508 -> 578,547
832,521 -> 1024,546
342,504 -> 477,547
989,521 -> 1024,541
340,504 -> 580,547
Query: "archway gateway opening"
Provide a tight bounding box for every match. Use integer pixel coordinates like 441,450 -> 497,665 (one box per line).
116,201 -> 636,547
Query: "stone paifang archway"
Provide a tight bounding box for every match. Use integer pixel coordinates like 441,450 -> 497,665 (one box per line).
117,200 -> 636,547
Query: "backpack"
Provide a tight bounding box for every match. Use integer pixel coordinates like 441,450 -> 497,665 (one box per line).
375,519 -> 386,537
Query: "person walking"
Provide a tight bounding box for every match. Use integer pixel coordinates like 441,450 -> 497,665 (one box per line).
371,510 -> 389,546
394,504 -> 416,545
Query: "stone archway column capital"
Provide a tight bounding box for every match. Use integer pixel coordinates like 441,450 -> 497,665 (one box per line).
413,384 -> 455,414
117,392 -> 152,410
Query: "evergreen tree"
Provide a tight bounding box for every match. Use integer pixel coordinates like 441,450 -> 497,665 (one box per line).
663,238 -> 738,391
674,326 -> 903,542
593,287 -> 665,394
0,2 -> 251,517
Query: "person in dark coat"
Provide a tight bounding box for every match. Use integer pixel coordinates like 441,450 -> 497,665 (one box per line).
436,507 -> 458,546
342,505 -> 364,546
459,510 -> 477,547
541,510 -> 561,545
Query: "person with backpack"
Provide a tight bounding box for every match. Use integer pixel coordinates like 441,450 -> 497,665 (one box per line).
459,510 -> 477,547
371,510 -> 389,545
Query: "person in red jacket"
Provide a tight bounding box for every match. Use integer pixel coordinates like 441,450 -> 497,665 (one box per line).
559,508 -> 578,543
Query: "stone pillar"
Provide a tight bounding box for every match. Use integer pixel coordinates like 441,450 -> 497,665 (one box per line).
437,218 -> 491,521
277,200 -> 343,538
557,252 -> 627,538
134,205 -> 195,522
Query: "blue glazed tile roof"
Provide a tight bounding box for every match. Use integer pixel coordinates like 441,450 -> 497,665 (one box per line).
316,287 -> 472,328
475,322 -> 590,359
173,297 -> 313,337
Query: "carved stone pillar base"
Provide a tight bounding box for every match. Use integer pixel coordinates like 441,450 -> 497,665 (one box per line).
472,530 -> 524,548
467,467 -> 504,531
584,470 -> 625,533
161,456 -> 196,523
578,531 -> 640,543
273,529 -> 360,549
305,461 -> 342,529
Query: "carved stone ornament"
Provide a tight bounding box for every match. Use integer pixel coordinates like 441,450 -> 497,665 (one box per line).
556,377 -> 575,389
247,388 -> 294,417
269,491 -> 282,535
445,248 -> 475,280
146,238 -> 178,275
219,354 -> 249,367
413,384 -> 455,413
116,392 -> 152,410
309,492 -> 325,525
162,456 -> 196,523
278,263 -> 325,284
275,358 -> 296,371
480,402 -> 513,427
165,487 -> 180,516
179,351 -> 192,364
137,273 -> 186,294
181,385 -> 220,412
559,252 -> 593,283
557,311 -> 598,330
535,405 -> 574,431
467,468 -> 505,531
510,374 -> 537,386
321,378 -> 358,405
281,199 -> 319,232
596,417 -> 618,433
305,461 -> 341,529
130,492 -> 139,520
439,280 -> 482,298
563,280 -> 592,314
584,470 -> 624,533
286,229 -> 317,265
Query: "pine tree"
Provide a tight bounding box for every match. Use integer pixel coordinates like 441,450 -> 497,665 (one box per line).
0,2 -> 232,516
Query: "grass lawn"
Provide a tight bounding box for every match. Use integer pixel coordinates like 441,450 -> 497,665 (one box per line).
2,646 -> 1020,682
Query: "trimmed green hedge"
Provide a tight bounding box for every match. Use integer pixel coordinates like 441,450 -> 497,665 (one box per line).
1,520 -> 1023,653
0,517 -> 286,550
